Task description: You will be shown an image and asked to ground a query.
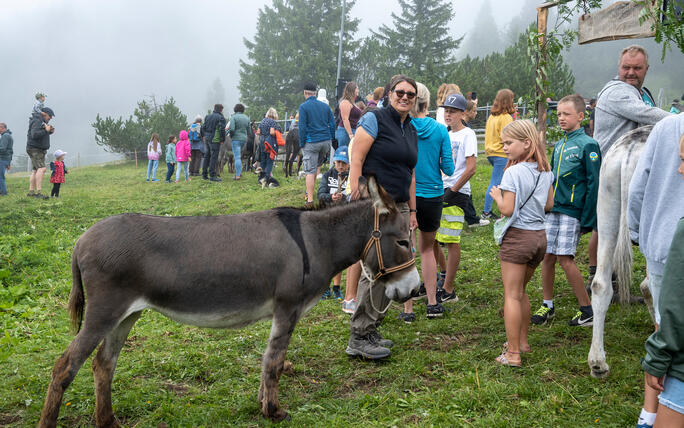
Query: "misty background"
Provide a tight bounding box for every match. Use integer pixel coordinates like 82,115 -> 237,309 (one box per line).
1,0 -> 681,167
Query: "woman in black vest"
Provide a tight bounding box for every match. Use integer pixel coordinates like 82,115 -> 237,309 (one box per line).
346,75 -> 419,360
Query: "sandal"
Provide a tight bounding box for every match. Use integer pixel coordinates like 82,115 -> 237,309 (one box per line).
503,342 -> 531,353
495,351 -> 522,368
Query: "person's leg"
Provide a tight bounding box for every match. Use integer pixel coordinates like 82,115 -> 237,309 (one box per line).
176,162 -> 181,182
51,183 -> 57,197
541,253 -> 557,301
151,160 -> 159,180
500,260 -> 527,364
588,230 -> 598,268
344,262 -> 360,302
202,144 -> 211,178
146,160 -> 153,180
464,194 -> 480,225
0,160 -> 8,195
442,243 -> 460,294
434,240 -> 447,273
29,170 -> 37,192
420,230 -> 439,305
183,162 -> 190,180
233,140 -> 243,178
654,404 -> 684,428
483,156 -> 507,214
332,272 -> 343,300
209,143 -> 220,177
35,167 -> 46,192
55,183 -> 61,197
519,264 -> 537,352
166,163 -> 174,182
558,256 -> 591,306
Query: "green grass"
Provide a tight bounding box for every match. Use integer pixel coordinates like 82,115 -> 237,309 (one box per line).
0,159 -> 650,427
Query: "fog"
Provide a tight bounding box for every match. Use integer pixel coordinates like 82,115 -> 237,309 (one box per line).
0,0 -> 679,168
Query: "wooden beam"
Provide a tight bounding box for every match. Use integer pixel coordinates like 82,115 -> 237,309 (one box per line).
536,6 -> 550,141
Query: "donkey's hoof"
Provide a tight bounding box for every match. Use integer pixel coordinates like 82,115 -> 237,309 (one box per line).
266,409 -> 290,422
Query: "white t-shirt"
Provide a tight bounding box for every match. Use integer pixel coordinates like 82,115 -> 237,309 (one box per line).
498,162 -> 554,231
435,107 -> 446,126
442,127 -> 478,195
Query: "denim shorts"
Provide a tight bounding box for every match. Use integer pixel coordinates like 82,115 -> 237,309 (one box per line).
659,376 -> 684,415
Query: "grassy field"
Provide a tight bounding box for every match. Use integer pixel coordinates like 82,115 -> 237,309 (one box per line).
0,158 -> 650,427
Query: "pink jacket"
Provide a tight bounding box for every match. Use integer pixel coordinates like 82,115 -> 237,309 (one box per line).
175,130 -> 191,162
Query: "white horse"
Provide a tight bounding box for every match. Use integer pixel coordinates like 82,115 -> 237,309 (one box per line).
588,126 -> 654,378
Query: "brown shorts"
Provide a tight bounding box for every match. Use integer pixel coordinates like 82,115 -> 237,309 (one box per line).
27,147 -> 47,170
499,227 -> 546,267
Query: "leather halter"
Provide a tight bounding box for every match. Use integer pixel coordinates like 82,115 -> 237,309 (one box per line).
361,206 -> 416,282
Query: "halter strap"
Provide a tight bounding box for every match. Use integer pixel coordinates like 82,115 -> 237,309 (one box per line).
361,206 -> 416,282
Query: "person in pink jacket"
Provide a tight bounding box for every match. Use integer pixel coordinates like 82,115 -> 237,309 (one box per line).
175,130 -> 192,182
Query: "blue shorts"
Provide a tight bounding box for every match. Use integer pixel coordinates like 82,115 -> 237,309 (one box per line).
659,376 -> 684,415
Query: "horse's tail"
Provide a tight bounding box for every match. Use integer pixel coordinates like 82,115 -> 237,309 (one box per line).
614,157 -> 636,304
68,251 -> 85,335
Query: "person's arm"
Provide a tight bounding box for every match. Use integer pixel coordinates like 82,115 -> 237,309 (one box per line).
328,109 -> 336,141
544,184 -> 554,212
450,156 -> 476,193
339,100 -> 353,138
439,128 -> 455,176
603,86 -> 671,125
490,188 -> 516,217
409,171 -> 417,230
29,120 -> 48,140
580,142 -> 601,229
349,127 -> 374,200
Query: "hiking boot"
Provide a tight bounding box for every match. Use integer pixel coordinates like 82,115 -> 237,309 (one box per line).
412,282 -> 426,300
209,176 -> 222,182
320,289 -> 332,300
426,303 -> 445,318
202,175 -> 209,180
341,299 -> 357,314
368,331 -> 393,348
436,288 -> 459,304
469,218 -> 491,228
398,312 -> 416,324
568,310 -> 593,327
332,289 -> 343,301
530,303 -> 555,325
346,334 -> 391,359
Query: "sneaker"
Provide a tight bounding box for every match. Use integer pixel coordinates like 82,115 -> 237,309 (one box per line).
469,218 -> 491,228
34,192 -> 49,200
27,191 -> 35,197
320,289 -> 332,300
342,299 -> 357,314
398,312 -> 416,323
530,303 -> 555,325
426,303 -> 445,318
151,178 -> 160,182
209,177 -> 222,182
436,288 -> 459,304
345,334 -> 391,359
332,289 -> 343,300
568,310 -> 593,327
368,331 -> 393,348
481,211 -> 495,220
412,282 -> 426,300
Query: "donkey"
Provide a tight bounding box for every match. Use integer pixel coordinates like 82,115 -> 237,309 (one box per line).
283,128 -> 302,178
588,126 -> 653,379
38,177 -> 420,427
217,135 -> 234,177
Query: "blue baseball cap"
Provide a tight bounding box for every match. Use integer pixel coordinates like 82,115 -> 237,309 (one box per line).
440,94 -> 467,111
332,146 -> 349,164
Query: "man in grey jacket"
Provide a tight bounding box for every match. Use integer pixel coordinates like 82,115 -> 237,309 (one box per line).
26,107 -> 55,199
594,45 -> 671,154
0,122 -> 13,196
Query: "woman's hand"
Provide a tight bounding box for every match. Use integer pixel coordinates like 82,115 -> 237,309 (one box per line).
269,127 -> 275,136
409,212 -> 418,231
645,373 -> 665,392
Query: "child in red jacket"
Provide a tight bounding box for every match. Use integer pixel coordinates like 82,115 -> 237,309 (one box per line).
49,149 -> 68,197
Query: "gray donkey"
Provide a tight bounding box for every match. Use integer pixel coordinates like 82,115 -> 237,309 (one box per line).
38,177 -> 420,427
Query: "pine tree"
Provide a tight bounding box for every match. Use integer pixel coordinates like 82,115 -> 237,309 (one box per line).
239,0 -> 359,118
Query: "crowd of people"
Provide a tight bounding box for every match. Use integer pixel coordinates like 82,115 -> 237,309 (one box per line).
1,42 -> 683,427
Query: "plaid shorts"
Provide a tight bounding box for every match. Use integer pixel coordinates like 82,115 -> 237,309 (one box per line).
545,212 -> 581,256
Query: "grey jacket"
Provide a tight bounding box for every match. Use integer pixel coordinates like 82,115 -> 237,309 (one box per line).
594,78 -> 671,154
0,129 -> 13,161
628,113 -> 684,276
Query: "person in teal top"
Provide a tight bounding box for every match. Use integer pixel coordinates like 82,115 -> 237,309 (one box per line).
400,82 -> 454,322
164,135 -> 177,183
228,103 -> 251,180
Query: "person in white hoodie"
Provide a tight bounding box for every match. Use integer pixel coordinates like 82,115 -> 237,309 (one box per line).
629,113 -> 684,428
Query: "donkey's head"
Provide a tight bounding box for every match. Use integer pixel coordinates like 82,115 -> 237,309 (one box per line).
358,177 -> 421,303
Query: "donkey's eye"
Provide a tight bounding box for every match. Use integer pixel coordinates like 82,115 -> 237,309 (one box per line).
397,240 -> 410,249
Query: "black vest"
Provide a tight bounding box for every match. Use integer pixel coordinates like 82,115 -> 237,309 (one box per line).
362,105 -> 418,202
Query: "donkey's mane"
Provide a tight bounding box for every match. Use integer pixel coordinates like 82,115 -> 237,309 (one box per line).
273,198 -> 370,213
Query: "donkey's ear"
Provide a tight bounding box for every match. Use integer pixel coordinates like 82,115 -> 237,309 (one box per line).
358,176 -> 370,199
367,176 -> 393,215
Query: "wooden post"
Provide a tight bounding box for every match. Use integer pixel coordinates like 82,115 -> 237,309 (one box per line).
135,150 -> 138,168
77,152 -> 80,168
536,5 -> 550,143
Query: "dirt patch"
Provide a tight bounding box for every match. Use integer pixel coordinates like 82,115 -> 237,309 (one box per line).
417,329 -> 483,351
124,335 -> 148,349
163,380 -> 189,396
0,413 -> 22,425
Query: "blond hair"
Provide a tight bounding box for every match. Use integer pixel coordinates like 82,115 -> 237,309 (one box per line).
436,83 -> 461,107
620,44 -> 649,66
265,108 -> 278,120
411,82 -> 430,116
501,119 -> 550,172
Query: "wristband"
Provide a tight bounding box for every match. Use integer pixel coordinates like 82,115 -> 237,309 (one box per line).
409,209 -> 417,213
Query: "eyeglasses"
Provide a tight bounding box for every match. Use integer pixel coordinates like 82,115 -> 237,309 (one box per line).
393,89 -> 416,100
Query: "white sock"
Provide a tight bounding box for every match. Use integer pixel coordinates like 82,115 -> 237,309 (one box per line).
543,299 -> 554,309
638,408 -> 656,426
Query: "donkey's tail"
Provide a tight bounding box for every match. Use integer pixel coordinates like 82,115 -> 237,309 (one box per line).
68,253 -> 85,334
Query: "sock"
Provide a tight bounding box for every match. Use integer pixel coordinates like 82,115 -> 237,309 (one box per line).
638,408 -> 656,426
543,299 -> 554,309
332,285 -> 340,293
589,265 -> 597,275
580,305 -> 593,316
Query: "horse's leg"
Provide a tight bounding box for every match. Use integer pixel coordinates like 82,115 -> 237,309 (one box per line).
39,321 -> 114,427
92,311 -> 142,428
259,306 -> 300,422
640,277 -> 655,325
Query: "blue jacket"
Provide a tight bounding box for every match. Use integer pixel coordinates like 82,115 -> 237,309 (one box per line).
412,117 -> 454,198
298,96 -> 335,147
0,129 -> 13,161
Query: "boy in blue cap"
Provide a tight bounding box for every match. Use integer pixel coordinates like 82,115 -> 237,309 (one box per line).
318,145 -> 350,300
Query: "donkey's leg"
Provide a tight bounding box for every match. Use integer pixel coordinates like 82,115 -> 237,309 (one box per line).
259,306 -> 300,422
92,311 -> 142,428
39,323 -> 113,428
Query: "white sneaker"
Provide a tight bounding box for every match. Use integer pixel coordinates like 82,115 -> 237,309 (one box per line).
469,218 -> 490,228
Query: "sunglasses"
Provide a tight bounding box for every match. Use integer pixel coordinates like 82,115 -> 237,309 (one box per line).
393,89 -> 416,100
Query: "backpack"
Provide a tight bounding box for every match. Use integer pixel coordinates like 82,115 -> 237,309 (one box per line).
188,124 -> 201,142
